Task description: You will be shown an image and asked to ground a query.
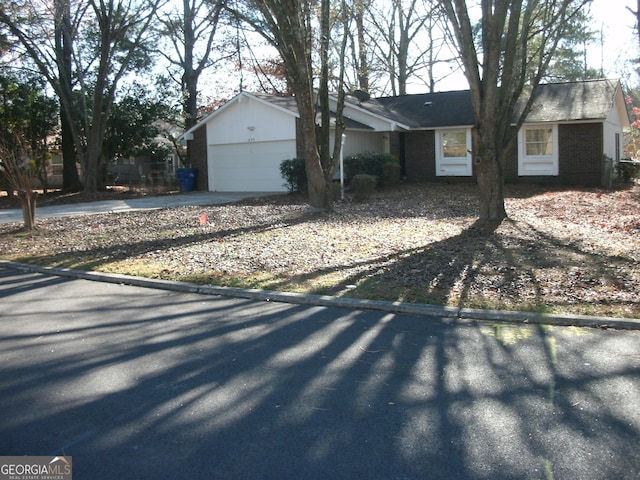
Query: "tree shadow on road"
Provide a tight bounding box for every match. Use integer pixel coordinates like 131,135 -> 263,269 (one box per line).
1,267 -> 639,479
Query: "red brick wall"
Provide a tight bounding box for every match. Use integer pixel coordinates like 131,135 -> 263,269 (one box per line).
504,123 -> 604,186
403,130 -> 436,182
558,123 -> 603,186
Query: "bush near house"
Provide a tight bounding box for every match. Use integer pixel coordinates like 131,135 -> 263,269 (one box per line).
280,153 -> 400,195
383,162 -> 401,185
351,174 -> 377,201
618,159 -> 640,182
344,152 -> 400,185
280,158 -> 307,193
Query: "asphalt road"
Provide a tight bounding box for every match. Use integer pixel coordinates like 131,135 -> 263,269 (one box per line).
1,266 -> 639,479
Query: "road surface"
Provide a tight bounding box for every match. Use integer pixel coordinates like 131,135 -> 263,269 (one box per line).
1,266 -> 639,479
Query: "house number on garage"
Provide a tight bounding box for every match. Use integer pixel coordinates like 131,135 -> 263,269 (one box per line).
248,137 -> 256,143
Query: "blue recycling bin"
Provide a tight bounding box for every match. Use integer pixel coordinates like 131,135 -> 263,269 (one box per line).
176,168 -> 197,192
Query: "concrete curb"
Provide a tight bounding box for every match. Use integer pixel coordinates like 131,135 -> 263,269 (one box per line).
2,260 -> 640,330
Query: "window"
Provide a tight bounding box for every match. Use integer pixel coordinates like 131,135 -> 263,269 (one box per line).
436,129 -> 472,176
518,125 -> 558,176
525,128 -> 553,155
442,131 -> 467,158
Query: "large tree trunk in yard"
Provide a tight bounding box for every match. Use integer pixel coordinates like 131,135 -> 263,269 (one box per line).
473,127 -> 507,221
18,191 -> 37,230
305,149 -> 330,211
61,105 -> 82,192
294,80 -> 332,211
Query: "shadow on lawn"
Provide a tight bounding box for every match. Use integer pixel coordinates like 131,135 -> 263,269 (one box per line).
6,208 -> 322,272
0,267 -> 638,479
4,183 -> 639,316
272,215 -> 639,316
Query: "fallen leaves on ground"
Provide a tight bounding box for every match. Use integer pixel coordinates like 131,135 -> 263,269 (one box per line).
1,182 -> 638,318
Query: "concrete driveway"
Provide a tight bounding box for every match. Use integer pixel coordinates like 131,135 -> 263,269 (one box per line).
1,266 -> 639,479
0,191 -> 280,223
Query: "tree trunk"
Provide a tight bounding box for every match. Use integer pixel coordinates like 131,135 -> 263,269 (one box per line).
18,191 -> 37,230
57,0 -> 82,192
182,0 -> 197,167
354,2 -> 369,92
283,2 -> 331,212
296,90 -> 329,210
84,138 -> 101,197
183,73 -> 198,167
473,127 -> 507,221
61,113 -> 82,191
306,150 -> 330,210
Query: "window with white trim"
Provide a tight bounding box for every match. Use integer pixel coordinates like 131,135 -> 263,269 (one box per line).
436,129 -> 472,176
518,125 -> 558,176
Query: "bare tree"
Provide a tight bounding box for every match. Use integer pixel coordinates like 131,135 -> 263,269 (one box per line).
0,0 -> 165,196
363,0 -> 431,95
341,0 -> 374,93
55,0 -> 82,191
629,0 -> 640,47
340,0 -> 456,96
227,0 -> 349,212
0,135 -> 38,229
441,0 -> 590,220
156,0 -> 229,142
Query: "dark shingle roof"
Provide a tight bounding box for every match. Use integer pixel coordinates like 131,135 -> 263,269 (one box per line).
357,79 -> 621,128
521,79 -> 620,123
249,79 -> 622,131
360,90 -> 475,128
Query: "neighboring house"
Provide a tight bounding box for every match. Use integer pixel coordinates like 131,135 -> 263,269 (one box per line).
184,79 -> 629,192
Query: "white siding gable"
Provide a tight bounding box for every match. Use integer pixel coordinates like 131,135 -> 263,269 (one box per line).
206,95 -> 297,146
603,88 -> 627,162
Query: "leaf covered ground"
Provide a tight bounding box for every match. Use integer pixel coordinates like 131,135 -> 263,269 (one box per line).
1,182 -> 639,318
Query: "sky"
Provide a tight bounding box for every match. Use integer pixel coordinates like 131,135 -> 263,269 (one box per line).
426,0 -> 640,92
199,0 -> 640,98
587,0 -> 638,82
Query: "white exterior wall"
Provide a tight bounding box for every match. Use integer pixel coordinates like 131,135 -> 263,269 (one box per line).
205,95 -> 297,192
603,85 -> 629,162
604,106 -> 623,161
206,96 -> 297,145
335,131 -> 386,157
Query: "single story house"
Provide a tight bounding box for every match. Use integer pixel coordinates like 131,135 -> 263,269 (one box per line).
183,78 -> 629,192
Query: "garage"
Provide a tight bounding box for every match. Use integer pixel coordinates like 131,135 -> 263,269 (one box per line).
208,139 -> 295,192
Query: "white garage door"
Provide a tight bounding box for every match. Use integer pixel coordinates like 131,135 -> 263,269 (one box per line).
208,140 -> 295,192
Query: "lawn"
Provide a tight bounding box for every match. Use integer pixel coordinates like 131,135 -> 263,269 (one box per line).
1,182 -> 639,318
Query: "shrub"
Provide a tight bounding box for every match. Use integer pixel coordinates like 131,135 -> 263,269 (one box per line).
351,174 -> 376,201
280,158 -> 307,193
383,162 -> 401,185
344,152 -> 399,185
618,159 -> 640,182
